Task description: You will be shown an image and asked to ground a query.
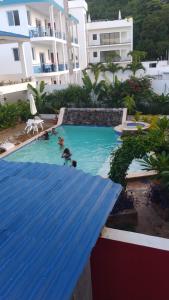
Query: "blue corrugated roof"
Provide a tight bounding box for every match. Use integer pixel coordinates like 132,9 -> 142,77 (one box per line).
0,31 -> 29,39
0,160 -> 122,300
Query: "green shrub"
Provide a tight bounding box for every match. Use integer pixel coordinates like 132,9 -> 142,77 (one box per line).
43,84 -> 91,113
0,100 -> 31,130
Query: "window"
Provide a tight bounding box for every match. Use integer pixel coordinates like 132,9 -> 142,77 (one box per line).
100,32 -> 120,45
100,50 -> 120,63
27,10 -> 31,26
12,48 -> 20,61
32,47 -> 36,60
7,10 -> 20,26
109,32 -> 120,44
93,34 -> 97,40
149,63 -> 157,68
93,52 -> 97,58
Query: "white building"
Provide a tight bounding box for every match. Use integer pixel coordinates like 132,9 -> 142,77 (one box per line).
0,0 -> 134,96
87,15 -> 133,65
0,0 -> 81,86
0,30 -> 36,103
68,0 -> 88,70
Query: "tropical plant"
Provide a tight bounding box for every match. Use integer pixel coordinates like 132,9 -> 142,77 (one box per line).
141,151 -> 169,192
82,70 -> 106,102
86,63 -> 104,83
104,62 -> 122,83
123,51 -> 146,77
27,81 -> 46,112
124,61 -> 145,77
109,117 -> 169,186
123,95 -> 136,114
0,100 -> 31,130
141,152 -> 169,174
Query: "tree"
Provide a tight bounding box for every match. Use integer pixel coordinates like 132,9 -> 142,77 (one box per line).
28,81 -> 46,111
86,63 -> 104,83
104,62 -> 122,83
123,95 -> 136,114
124,51 -> 146,77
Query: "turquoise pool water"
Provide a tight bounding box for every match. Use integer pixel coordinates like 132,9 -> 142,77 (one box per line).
5,125 -> 119,176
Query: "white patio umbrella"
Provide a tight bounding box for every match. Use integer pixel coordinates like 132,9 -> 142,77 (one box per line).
29,94 -> 37,115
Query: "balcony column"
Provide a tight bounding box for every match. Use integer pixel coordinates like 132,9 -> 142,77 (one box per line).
18,43 -> 28,78
75,70 -> 78,83
49,5 -> 55,37
77,46 -> 80,68
120,31 -> 122,44
59,11 -> 63,39
73,47 -> 76,69
75,23 -> 78,43
53,41 -> 59,72
60,11 -> 66,70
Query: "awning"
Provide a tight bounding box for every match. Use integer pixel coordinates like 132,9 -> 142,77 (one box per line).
0,160 -> 122,300
0,31 -> 29,44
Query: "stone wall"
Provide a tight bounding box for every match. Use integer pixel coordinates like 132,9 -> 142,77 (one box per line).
63,108 -> 124,126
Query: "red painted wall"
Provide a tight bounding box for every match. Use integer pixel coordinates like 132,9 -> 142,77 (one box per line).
91,238 -> 169,300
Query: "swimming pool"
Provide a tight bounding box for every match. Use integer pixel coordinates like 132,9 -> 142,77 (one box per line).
5,125 -> 119,176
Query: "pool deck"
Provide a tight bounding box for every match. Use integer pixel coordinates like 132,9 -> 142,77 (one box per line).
0,120 -> 57,159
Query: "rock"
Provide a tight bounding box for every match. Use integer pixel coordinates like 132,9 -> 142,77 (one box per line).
63,108 -> 124,126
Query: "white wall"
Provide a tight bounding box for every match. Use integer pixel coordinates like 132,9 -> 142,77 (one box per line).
0,5 -> 33,76
151,79 -> 169,95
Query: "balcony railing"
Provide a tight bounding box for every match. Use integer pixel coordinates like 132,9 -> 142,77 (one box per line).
89,39 -> 132,46
29,27 -> 66,40
33,64 -> 68,74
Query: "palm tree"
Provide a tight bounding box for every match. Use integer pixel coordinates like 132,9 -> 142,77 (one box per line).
104,62 -> 122,84
28,81 -> 46,111
86,63 -> 104,83
124,50 -> 146,77
141,151 -> 169,174
124,61 -> 145,77
141,151 -> 169,188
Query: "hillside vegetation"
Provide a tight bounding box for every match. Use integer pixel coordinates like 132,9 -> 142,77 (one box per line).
87,0 -> 169,60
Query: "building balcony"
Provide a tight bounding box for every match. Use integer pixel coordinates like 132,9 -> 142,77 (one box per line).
88,39 -> 132,47
33,63 -> 68,74
29,27 -> 66,40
